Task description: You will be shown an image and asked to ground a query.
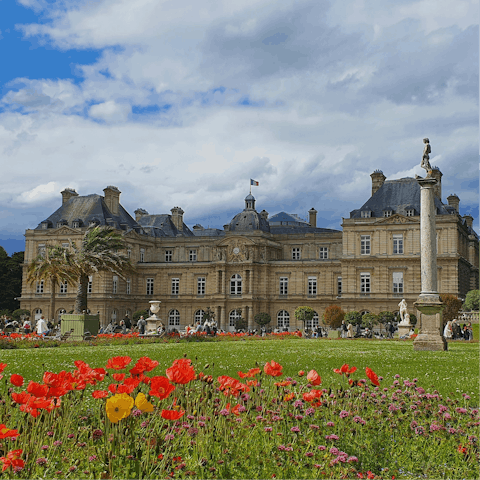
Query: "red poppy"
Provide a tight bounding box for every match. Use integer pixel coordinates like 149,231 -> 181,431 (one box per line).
131,356 -> 159,375
11,391 -> 31,405
284,392 -> 295,402
307,370 -> 321,386
166,358 -> 195,384
161,409 -> 185,420
0,449 -> 24,472
274,380 -> 291,387
112,373 -> 126,382
333,364 -> 357,376
105,356 -> 132,370
0,425 -> 19,439
149,376 -> 175,399
232,404 -> 242,416
10,374 -> 24,387
365,367 -> 380,386
298,370 -> 305,377
108,384 -> 118,394
92,390 -> 109,399
217,376 -> 250,397
303,389 -> 323,403
264,360 -> 283,377
117,384 -> 136,394
238,368 -> 261,378
246,379 -> 259,387
0,363 -> 7,373
26,381 -> 48,398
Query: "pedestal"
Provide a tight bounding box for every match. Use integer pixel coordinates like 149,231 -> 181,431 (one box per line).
413,299 -> 447,351
397,324 -> 411,338
146,315 -> 163,333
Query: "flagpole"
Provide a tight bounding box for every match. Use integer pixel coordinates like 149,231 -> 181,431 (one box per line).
250,180 -> 251,194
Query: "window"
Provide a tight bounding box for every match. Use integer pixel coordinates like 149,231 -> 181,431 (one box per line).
60,281 -> 68,294
361,211 -> 371,218
62,243 -> 69,248
126,278 -> 131,295
171,278 -> 179,295
56,222 -> 63,228
38,244 -> 46,258
279,277 -> 288,295
230,274 -> 242,295
308,276 -> 317,295
36,280 -> 44,293
42,223 -> 48,230
360,272 -> 370,294
406,209 -> 414,217
140,248 -> 145,262
72,221 -> 80,228
393,234 -> 403,254
277,310 -> 290,328
337,276 -> 342,296
229,309 -> 242,327
87,276 -> 93,294
165,250 -> 173,262
194,310 -> 205,324
319,247 -> 328,259
292,248 -> 301,260
393,272 -> 403,294
112,276 -> 118,294
360,235 -> 371,255
383,210 -> 392,217
197,277 -> 206,295
306,312 -> 319,330
168,309 -> 180,326
189,250 -> 197,262
146,278 -> 154,295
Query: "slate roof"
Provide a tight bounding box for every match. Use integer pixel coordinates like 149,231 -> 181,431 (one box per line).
269,212 -> 310,226
349,177 -> 452,219
136,214 -> 195,237
36,194 -> 139,231
228,210 -> 271,233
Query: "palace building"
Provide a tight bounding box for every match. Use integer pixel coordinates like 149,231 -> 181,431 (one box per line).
20,168 -> 479,331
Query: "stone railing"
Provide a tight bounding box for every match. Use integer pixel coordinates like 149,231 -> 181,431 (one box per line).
456,311 -> 479,324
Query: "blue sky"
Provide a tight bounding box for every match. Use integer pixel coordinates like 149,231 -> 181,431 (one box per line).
0,0 -> 478,255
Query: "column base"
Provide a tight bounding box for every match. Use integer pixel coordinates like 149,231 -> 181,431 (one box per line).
413,299 -> 447,351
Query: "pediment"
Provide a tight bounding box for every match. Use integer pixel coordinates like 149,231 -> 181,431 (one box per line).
376,214 -> 417,225
45,226 -> 76,235
216,235 -> 257,247
123,229 -> 141,239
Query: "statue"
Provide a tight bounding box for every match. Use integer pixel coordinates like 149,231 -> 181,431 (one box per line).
398,298 -> 408,323
420,138 -> 432,173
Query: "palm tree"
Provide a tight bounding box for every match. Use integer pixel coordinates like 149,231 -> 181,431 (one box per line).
69,226 -> 135,313
27,245 -> 76,323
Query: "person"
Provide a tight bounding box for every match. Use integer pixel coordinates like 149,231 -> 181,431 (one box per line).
388,322 -> 395,339
137,316 -> 147,335
23,318 -> 31,335
194,321 -> 203,333
341,320 -> 347,338
204,320 -> 211,335
211,320 -> 218,335
36,316 -> 49,336
347,323 -> 354,338
120,320 -> 126,334
123,315 -> 131,330
356,322 -> 362,338
420,138 -> 432,172
443,320 -> 453,339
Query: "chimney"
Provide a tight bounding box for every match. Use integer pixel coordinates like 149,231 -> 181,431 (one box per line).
308,208 -> 317,228
134,208 -> 148,221
463,215 -> 473,229
103,186 -> 121,216
447,193 -> 460,214
170,207 -> 184,231
370,170 -> 386,196
260,209 -> 269,221
61,188 -> 78,205
430,166 -> 443,199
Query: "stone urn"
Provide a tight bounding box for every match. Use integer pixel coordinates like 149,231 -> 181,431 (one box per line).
146,300 -> 163,333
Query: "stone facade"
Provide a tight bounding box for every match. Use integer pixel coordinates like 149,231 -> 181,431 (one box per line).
20,169 -> 479,330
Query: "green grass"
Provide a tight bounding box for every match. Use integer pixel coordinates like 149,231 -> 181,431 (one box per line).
4,337 -> 479,404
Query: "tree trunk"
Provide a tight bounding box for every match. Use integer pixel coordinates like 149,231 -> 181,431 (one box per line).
74,274 -> 89,314
50,278 -> 56,324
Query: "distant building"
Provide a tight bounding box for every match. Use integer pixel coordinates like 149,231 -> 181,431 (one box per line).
20,168 -> 478,330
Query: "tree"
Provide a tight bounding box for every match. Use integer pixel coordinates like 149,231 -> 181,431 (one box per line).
254,312 -> 271,327
69,227 -> 135,313
232,308 -> 247,331
440,294 -> 463,324
133,309 -> 149,322
322,305 -> 345,329
202,307 -> 216,322
344,311 -> 362,326
0,247 -> 24,312
362,313 -> 378,329
27,245 -> 76,323
294,306 -> 315,328
12,309 -> 30,321
377,311 -> 395,333
464,290 -> 480,311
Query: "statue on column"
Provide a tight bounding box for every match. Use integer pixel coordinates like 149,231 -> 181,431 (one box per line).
398,298 -> 408,324
420,138 -> 432,174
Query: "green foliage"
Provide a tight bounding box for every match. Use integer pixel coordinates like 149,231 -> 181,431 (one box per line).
0,247 -> 24,312
294,306 -> 315,324
0,309 -> 11,317
362,313 -> 378,328
202,307 -> 216,322
133,309 -> 149,322
440,293 -> 464,324
464,290 -> 480,311
254,312 -> 271,327
11,309 -> 30,321
377,311 -> 395,325
322,305 -> 345,328
409,314 -> 417,326
344,311 -> 362,326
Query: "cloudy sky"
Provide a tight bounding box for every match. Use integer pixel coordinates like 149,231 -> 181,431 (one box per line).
1,0 -> 478,254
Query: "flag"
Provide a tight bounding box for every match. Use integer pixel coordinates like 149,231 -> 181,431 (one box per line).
250,179 -> 259,186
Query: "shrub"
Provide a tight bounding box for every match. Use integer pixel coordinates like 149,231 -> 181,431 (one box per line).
344,311 -> 362,326
323,305 -> 345,328
254,312 -> 271,327
362,313 -> 378,329
409,313 -> 417,326
464,290 -> 480,311
294,306 -> 315,326
133,309 -> 149,322
11,309 -> 30,321
440,294 -> 463,324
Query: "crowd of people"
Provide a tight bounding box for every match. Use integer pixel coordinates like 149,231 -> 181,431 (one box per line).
0,315 -> 55,336
443,319 -> 474,340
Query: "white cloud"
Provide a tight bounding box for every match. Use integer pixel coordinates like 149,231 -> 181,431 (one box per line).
89,101 -> 131,123
17,182 -> 59,204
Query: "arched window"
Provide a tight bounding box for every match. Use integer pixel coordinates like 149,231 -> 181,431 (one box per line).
111,309 -> 117,321
277,310 -> 290,328
360,310 -> 370,316
306,311 -> 319,329
34,308 -> 42,321
230,274 -> 242,295
194,310 -> 205,324
229,309 -> 242,327
169,309 -> 180,326
125,309 -> 131,317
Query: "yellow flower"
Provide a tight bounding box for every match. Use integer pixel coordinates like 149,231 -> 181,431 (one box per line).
135,393 -> 154,413
106,393 -> 134,423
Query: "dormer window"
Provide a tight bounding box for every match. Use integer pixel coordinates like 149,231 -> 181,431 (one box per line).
406,209 -> 414,217
56,220 -> 67,228
361,211 -> 371,218
72,221 -> 80,228
41,221 -> 49,230
383,210 -> 392,218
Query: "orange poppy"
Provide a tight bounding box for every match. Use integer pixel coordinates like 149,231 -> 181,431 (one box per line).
149,376 -> 175,400
0,425 -> 19,439
283,392 -> 295,402
166,358 -> 195,385
105,356 -> 132,370
365,367 -> 380,386
238,368 -> 261,378
303,389 -> 323,403
274,380 -> 291,387
92,390 -> 109,399
161,409 -> 185,420
307,370 -> 321,386
264,360 -> 283,377
0,449 -> 24,472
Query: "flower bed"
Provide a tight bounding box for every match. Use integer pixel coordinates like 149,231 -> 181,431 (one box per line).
0,357 -> 478,479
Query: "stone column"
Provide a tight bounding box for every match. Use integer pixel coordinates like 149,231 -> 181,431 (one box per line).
247,305 -> 253,330
249,270 -> 253,294
220,306 -> 225,331
413,176 -> 447,351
